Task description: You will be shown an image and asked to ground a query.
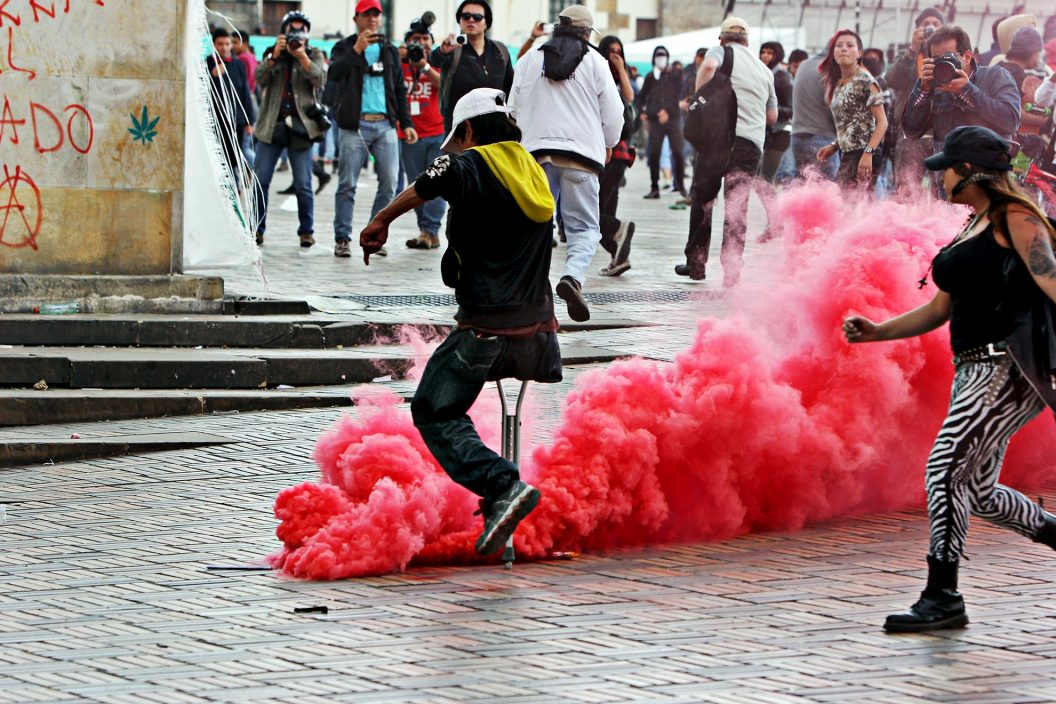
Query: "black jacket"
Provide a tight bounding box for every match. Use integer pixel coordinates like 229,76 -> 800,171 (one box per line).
327,35 -> 412,131
430,39 -> 513,127
636,69 -> 682,117
207,55 -> 255,129
902,63 -> 1021,142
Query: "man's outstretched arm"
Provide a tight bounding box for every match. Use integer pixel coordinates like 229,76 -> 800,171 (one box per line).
360,185 -> 428,264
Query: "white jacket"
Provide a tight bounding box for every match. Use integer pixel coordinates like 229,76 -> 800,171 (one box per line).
508,42 -> 624,171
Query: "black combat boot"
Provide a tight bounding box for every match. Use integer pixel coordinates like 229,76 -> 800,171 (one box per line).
1032,514 -> 1056,551
884,555 -> 969,633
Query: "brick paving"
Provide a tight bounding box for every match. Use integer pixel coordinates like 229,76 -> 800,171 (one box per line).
4,167 -> 1056,702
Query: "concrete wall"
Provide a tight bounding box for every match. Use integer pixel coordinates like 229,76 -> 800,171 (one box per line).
0,0 -> 187,276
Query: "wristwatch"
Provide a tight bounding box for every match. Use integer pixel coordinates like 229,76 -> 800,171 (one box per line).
863,146 -> 875,154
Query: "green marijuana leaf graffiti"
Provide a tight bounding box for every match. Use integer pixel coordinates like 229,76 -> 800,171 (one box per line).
128,105 -> 160,145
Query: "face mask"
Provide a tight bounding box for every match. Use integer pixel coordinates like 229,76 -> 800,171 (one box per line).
654,56 -> 668,70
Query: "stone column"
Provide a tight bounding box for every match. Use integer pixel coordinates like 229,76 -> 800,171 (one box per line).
0,0 -> 222,311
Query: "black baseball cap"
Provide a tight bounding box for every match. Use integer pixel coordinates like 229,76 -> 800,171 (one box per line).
923,125 -> 1013,171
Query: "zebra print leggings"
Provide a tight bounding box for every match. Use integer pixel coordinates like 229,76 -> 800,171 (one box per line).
927,359 -> 1051,561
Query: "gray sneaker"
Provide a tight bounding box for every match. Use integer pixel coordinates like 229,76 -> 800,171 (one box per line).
334,240 -> 351,257
612,221 -> 634,267
475,480 -> 541,556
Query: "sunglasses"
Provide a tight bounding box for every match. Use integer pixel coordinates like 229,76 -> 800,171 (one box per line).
361,9 -> 381,17
460,12 -> 485,22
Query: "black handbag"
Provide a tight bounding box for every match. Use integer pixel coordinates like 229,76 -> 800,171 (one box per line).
1004,216 -> 1056,411
683,46 -> 737,158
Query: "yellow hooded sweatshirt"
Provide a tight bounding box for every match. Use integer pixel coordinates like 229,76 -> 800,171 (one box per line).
469,142 -> 555,224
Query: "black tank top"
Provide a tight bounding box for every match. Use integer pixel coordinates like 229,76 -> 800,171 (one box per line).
931,222 -> 1035,353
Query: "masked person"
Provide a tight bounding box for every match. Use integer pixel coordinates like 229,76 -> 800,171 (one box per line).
843,126 -> 1056,633
359,88 -> 560,557
509,5 -> 623,322
252,11 -> 327,247
637,45 -> 687,199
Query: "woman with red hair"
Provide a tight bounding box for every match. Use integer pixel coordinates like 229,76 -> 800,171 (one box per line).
815,29 -> 888,188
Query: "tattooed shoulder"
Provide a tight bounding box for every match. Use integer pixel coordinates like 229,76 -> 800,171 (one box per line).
1027,229 -> 1056,279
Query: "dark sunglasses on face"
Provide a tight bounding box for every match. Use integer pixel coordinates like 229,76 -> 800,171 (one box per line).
361,9 -> 380,17
460,12 -> 485,22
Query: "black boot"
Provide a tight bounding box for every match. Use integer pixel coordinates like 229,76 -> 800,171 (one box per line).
883,556 -> 969,633
1032,513 -> 1056,550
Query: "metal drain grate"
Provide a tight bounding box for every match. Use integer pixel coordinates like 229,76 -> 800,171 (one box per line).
333,290 -> 725,308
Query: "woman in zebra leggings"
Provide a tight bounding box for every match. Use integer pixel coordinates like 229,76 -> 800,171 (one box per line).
843,125 -> 1056,633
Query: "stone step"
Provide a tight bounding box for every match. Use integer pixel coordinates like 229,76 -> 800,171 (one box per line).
0,432 -> 236,468
0,346 -> 415,389
0,387 -> 366,427
0,315 -> 447,349
0,343 -> 623,391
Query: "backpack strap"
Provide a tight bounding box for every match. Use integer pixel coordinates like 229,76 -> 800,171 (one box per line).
441,45 -> 463,113
492,40 -> 510,74
720,45 -> 734,77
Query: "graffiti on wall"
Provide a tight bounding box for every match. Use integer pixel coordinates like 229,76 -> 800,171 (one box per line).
0,0 -> 104,249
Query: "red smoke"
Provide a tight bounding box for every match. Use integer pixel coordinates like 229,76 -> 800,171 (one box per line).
272,181 -> 1056,578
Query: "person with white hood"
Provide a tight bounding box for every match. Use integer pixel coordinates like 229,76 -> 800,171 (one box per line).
509,4 -> 623,322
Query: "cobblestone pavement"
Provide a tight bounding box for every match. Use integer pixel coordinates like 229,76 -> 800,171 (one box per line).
5,167 -> 1056,702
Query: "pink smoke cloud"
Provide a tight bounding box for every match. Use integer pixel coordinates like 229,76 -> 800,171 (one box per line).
272,181 -> 1056,578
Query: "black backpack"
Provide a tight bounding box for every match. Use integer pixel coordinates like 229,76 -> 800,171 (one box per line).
683,46 -> 737,156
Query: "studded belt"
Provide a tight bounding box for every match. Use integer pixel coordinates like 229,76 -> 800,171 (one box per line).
953,342 -> 1013,405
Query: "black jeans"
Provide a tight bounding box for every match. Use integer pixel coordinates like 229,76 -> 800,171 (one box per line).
598,159 -> 628,256
646,115 -> 686,191
834,148 -> 883,189
411,328 -> 562,503
685,137 -> 762,280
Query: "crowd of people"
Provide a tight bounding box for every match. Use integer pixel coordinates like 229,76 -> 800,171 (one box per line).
209,4 -> 1056,296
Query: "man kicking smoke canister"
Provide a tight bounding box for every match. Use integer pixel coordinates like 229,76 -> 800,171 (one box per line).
360,88 -> 561,555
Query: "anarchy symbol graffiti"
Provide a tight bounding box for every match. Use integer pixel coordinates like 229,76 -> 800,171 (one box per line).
0,164 -> 42,250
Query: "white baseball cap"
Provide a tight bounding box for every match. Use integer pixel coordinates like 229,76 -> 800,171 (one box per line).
440,87 -> 512,153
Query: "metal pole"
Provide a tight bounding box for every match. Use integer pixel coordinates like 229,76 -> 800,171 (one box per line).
854,0 -> 860,36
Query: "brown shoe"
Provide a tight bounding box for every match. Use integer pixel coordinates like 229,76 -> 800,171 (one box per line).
299,232 -> 315,248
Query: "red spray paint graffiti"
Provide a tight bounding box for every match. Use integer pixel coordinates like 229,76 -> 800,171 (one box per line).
0,164 -> 42,249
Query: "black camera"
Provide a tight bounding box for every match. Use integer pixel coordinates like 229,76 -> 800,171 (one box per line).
285,29 -> 308,51
305,103 -> 331,131
931,52 -> 962,86
405,42 -> 425,63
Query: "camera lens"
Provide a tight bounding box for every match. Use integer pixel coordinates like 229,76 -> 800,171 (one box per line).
456,34 -> 467,45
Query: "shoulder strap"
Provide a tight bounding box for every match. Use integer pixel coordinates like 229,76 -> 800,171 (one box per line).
721,45 -> 734,77
492,40 -> 510,72
441,46 -> 463,110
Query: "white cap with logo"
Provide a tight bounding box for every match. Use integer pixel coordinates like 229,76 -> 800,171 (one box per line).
441,87 -> 512,153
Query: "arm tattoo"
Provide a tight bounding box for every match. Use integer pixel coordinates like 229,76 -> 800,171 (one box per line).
1026,216 -> 1056,279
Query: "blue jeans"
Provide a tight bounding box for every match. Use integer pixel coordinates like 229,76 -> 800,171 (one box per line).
334,121 -> 399,242
411,328 -> 561,502
400,134 -> 447,236
240,131 -> 255,168
791,132 -> 839,180
253,138 -> 314,236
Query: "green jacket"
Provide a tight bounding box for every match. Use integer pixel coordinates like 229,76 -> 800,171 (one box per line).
254,45 -> 327,144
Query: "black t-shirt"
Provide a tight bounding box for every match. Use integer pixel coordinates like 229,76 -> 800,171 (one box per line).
414,149 -> 554,328
932,223 -> 1036,353
431,40 -> 513,127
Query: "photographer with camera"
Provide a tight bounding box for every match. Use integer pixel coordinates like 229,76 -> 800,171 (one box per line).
430,1 -> 513,134
328,0 -> 417,258
251,11 -> 327,247
885,8 -> 944,196
902,25 -> 1022,196
399,14 -> 447,250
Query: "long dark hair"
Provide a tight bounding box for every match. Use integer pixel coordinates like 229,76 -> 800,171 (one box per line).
598,35 -> 624,85
818,29 -> 864,103
952,164 -> 1056,241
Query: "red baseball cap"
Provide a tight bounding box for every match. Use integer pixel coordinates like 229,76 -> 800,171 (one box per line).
355,0 -> 382,14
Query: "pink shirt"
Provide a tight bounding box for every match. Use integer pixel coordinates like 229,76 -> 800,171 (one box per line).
237,51 -> 259,92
